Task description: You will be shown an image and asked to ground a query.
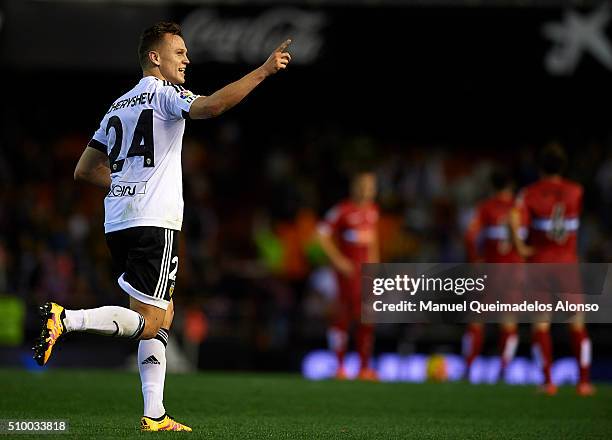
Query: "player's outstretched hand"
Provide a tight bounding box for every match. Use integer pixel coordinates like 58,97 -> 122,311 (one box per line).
261,39 -> 292,76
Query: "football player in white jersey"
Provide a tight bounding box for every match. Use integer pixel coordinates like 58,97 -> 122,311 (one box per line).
32,21 -> 292,432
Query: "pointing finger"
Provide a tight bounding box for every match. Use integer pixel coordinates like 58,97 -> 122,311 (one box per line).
276,39 -> 292,53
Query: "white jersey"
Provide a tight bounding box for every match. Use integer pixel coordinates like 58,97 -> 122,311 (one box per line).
88,76 -> 198,233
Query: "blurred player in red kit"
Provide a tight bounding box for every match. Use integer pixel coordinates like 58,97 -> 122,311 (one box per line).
463,168 -> 527,381
317,171 -> 379,380
511,144 -> 595,396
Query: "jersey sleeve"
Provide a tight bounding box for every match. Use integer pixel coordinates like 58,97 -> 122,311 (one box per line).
87,120 -> 108,153
158,84 -> 199,120
318,204 -> 343,236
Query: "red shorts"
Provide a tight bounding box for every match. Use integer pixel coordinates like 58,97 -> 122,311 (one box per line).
526,264 -> 583,305
332,270 -> 362,327
486,263 -> 525,305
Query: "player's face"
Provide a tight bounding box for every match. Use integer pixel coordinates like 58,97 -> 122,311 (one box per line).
157,34 -> 190,84
352,173 -> 377,203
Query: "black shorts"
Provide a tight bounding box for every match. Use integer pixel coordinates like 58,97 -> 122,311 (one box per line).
106,226 -> 179,310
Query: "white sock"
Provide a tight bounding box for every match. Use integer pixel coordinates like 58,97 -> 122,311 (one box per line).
63,307 -> 144,339
327,327 -> 348,353
138,328 -> 169,419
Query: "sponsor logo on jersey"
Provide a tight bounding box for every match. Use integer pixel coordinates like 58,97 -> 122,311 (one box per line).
108,181 -> 147,198
179,89 -> 196,103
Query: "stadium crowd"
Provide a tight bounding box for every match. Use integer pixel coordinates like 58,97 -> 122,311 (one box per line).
1,119 -> 611,368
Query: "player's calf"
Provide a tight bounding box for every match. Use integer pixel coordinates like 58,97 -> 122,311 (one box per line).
33,302 -> 151,366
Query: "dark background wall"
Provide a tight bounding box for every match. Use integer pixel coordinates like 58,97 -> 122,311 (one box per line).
1,0 -> 611,374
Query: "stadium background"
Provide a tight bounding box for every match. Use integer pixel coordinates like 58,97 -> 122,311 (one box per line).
1,0 -> 612,382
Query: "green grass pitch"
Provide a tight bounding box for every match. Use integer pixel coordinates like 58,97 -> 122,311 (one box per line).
1,369 -> 611,439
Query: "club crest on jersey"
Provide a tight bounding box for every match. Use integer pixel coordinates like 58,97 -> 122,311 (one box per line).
108,181 -> 147,198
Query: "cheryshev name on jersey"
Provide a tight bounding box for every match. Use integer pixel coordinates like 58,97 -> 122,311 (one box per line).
107,92 -> 156,114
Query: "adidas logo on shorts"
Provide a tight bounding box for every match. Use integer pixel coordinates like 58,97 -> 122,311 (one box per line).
141,355 -> 160,365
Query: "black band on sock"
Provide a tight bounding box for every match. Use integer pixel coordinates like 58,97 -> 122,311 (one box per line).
130,313 -> 145,340
154,328 -> 169,347
149,413 -> 167,422
60,309 -> 67,331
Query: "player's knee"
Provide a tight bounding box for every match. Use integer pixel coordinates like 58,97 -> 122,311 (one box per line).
162,301 -> 175,329
166,300 -> 175,321
129,297 -> 166,338
141,319 -> 162,340
570,321 -> 585,331
533,322 -> 550,332
135,309 -> 163,339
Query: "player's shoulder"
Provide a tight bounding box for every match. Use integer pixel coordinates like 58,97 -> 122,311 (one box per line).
366,202 -> 380,222
522,177 -> 582,199
474,198 -> 492,219
121,76 -> 157,98
146,77 -> 176,98
157,80 -> 199,107
559,177 -> 583,195
324,199 -> 350,220
524,179 -> 542,192
156,79 -> 193,96
476,196 -> 503,221
480,196 -> 498,210
334,199 -> 353,210
535,177 -> 582,197
157,78 -> 183,92
102,78 -> 155,115
519,179 -> 545,199
341,199 -> 361,214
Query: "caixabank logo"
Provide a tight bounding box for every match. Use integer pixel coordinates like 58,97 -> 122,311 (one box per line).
543,3 -> 612,75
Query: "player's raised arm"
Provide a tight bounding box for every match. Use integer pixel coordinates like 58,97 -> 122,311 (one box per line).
189,39 -> 292,120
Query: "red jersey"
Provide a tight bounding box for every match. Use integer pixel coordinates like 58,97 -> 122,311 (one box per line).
318,200 -> 379,264
465,193 -> 527,263
516,177 -> 582,263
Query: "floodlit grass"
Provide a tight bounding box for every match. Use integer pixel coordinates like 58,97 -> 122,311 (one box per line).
1,369 -> 610,439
